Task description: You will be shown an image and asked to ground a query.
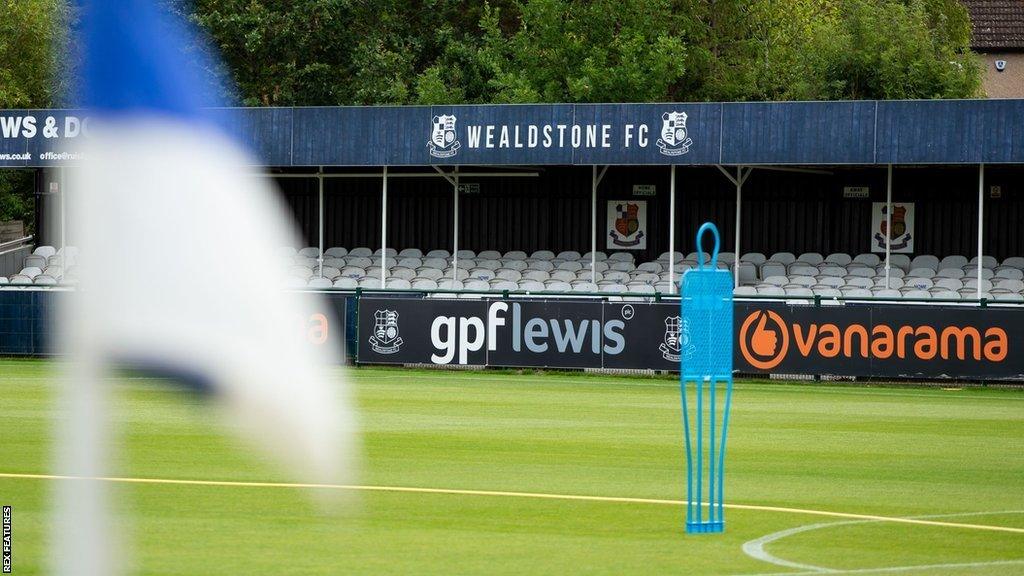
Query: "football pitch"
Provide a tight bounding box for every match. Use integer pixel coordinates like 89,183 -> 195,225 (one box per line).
1,359 -> 1023,575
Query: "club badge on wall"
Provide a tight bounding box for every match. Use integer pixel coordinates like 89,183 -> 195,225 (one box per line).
871,202 -> 914,253
607,200 -> 647,249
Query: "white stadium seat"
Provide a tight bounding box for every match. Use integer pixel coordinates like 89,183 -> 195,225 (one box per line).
741,252 -> 766,265
467,268 -> 496,281
24,255 -> 47,269
306,277 -> 332,288
969,255 -> 997,268
872,288 -> 901,299
904,277 -> 934,290
33,245 -> 57,258
761,262 -> 787,279
798,252 -> 824,265
995,267 -> 1024,280
853,253 -> 880,267
965,278 -> 993,292
825,253 -> 852,266
550,270 -> 576,282
769,252 -> 796,265
517,280 -> 546,292
416,268 -> 444,281
842,288 -> 873,298
1001,256 -> 1024,269
910,254 -> 939,271
939,255 -> 968,270
888,254 -> 911,271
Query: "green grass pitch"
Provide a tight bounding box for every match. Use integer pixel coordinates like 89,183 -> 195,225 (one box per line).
1,359 -> 1023,574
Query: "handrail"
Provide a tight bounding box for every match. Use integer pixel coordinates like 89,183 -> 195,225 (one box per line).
2,281 -> 1021,307
0,235 -> 33,253
276,285 -> 1022,307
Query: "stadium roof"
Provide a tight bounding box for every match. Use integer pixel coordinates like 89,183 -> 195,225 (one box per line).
963,0 -> 1024,51
3,99 -> 1024,168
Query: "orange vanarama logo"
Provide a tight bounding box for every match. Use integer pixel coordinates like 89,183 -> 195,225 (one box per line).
739,310 -> 1008,367
739,310 -> 789,369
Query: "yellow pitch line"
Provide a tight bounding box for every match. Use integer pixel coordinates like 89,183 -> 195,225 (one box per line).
2,472 -> 1023,535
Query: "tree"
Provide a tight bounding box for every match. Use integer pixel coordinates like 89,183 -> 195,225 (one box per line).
184,0 -> 358,106
413,0 -> 693,104
817,0 -> 981,100
0,0 -> 68,229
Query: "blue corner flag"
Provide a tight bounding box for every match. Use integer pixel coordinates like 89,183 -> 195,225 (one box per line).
680,222 -> 734,534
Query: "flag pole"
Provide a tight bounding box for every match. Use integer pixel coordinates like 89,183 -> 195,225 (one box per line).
592,166 -> 598,285
885,165 -> 892,289
317,167 -> 324,277
453,166 -> 459,283
669,165 -> 676,288
381,166 -> 388,289
977,164 -> 984,301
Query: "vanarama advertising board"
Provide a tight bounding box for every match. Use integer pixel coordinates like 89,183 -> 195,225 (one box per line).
357,297 -> 1024,380
733,302 -> 1015,379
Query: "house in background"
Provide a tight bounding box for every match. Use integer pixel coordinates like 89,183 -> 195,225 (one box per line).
963,0 -> 1024,98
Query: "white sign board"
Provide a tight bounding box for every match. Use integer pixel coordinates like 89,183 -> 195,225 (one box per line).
843,186 -> 869,199
871,202 -> 914,253
607,200 -> 647,250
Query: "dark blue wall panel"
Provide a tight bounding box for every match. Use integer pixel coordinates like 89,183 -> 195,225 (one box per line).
290,106 -> 430,166
220,107 -> 293,166
876,100 -> 1024,164
0,290 -> 58,355
4,100 -> 1024,167
721,101 -> 877,165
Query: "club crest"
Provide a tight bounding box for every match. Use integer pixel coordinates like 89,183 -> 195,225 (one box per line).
369,309 -> 403,354
874,204 -> 912,250
657,111 -> 692,156
660,316 -> 695,362
610,203 -> 644,247
428,114 -> 461,158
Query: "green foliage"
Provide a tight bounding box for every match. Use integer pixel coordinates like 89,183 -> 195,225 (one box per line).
186,0 -> 357,106
0,0 -> 67,108
182,0 -> 980,105
819,0 -> 982,100
0,171 -> 34,225
0,0 -> 990,109
0,0 -> 66,232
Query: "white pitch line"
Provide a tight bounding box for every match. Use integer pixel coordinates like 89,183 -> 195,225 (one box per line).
742,510 -> 1024,574
2,472 -> 1024,535
743,522 -> 842,573
744,558 -> 1024,576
